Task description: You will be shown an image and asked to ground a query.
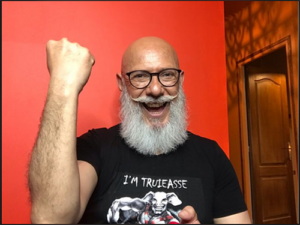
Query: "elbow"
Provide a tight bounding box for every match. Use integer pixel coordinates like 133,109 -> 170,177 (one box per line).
30,208 -> 79,224
30,213 -> 51,224
31,212 -> 58,224
30,195 -> 81,224
31,214 -> 77,224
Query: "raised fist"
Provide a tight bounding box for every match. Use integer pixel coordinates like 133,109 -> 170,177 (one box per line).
46,38 -> 95,95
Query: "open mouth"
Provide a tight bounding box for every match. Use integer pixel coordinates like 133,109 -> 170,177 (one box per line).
142,102 -> 167,116
143,102 -> 166,111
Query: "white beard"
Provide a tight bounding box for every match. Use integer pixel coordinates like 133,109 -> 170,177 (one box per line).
119,84 -> 188,156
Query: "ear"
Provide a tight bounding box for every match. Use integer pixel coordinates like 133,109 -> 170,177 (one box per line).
142,191 -> 154,203
116,73 -> 123,91
180,70 -> 185,84
167,193 -> 182,206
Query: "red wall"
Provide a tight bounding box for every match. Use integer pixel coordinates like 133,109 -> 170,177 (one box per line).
2,2 -> 227,223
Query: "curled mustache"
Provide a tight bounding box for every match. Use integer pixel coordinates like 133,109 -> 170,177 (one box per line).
130,94 -> 178,104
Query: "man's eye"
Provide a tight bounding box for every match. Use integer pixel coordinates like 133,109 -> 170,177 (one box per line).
132,73 -> 149,79
136,74 -> 145,78
163,70 -> 176,75
161,71 -> 176,79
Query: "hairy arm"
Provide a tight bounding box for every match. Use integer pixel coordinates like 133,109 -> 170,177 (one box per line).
28,38 -> 95,224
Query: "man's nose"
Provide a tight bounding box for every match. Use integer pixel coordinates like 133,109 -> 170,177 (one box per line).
145,76 -> 164,97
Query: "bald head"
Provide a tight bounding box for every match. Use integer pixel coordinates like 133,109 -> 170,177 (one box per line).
121,36 -> 179,73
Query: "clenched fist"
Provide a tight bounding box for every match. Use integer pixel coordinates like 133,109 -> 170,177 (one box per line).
46,38 -> 95,96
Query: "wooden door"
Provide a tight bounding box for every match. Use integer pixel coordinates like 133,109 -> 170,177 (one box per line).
246,72 -> 296,224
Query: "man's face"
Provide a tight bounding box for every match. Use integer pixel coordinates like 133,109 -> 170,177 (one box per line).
120,48 -> 182,127
118,37 -> 188,155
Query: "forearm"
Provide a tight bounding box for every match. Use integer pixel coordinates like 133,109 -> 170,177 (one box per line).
29,84 -> 80,224
213,211 -> 252,224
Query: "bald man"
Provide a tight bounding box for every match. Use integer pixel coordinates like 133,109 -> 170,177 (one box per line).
28,37 -> 251,224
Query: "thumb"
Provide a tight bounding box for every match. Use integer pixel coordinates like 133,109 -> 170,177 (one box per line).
178,206 -> 200,224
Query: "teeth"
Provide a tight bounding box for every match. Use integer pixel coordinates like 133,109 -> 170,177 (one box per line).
146,102 -> 164,108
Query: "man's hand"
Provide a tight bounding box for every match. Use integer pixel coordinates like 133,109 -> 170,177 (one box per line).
178,206 -> 201,224
46,38 -> 95,95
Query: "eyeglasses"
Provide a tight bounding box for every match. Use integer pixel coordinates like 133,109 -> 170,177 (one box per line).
125,68 -> 182,89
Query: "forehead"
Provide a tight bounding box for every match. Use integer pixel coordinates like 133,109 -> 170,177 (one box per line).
122,38 -> 179,73
127,48 -> 178,72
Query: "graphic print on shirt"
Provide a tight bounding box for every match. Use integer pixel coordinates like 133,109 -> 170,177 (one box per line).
107,191 -> 182,224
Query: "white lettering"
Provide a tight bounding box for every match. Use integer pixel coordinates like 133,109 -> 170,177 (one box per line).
141,177 -> 147,187
131,177 -> 138,187
123,175 -> 188,189
167,179 -> 174,189
173,180 -> 179,188
146,178 -> 152,188
157,179 -> 162,188
161,179 -> 167,188
182,180 -> 187,189
123,175 -> 129,185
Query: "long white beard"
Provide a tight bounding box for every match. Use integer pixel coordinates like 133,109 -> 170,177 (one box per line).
119,84 -> 188,156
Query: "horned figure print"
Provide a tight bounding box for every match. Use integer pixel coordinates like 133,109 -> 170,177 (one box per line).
139,192 -> 182,224
107,191 -> 182,224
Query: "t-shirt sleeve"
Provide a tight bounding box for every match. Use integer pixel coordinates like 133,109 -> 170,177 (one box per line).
76,128 -> 107,177
211,142 -> 248,218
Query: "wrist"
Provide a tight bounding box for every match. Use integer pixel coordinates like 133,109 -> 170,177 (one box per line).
48,78 -> 80,99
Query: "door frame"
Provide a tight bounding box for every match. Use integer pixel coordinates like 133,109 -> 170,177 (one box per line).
236,36 -> 298,222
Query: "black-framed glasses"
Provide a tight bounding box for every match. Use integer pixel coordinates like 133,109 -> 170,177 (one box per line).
125,68 -> 182,89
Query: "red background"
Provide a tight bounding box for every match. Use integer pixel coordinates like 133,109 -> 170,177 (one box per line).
2,2 -> 227,223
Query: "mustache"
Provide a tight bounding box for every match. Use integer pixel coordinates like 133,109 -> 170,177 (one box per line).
130,94 -> 178,104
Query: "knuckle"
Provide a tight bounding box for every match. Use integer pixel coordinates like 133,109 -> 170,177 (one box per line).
61,37 -> 69,42
91,57 -> 95,65
46,40 -> 54,48
82,48 -> 91,58
82,47 -> 88,53
61,37 -> 72,46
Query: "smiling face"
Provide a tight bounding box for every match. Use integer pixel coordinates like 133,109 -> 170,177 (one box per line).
117,37 -> 183,128
118,37 -> 188,155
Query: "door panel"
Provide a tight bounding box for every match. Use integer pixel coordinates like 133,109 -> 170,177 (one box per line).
246,73 -> 296,224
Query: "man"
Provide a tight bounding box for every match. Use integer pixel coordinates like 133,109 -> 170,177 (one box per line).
28,37 -> 251,224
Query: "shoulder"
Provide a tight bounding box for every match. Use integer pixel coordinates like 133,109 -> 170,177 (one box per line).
185,131 -> 229,167
78,124 -> 121,141
76,124 -> 122,159
76,124 -> 122,174
186,131 -> 223,154
187,131 -> 217,145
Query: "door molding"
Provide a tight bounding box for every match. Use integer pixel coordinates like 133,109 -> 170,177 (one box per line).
236,36 -> 298,222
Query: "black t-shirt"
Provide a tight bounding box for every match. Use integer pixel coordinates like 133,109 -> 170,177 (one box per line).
76,124 -> 247,224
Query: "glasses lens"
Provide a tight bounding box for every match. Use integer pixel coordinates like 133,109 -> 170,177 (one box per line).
159,69 -> 179,86
130,71 -> 151,88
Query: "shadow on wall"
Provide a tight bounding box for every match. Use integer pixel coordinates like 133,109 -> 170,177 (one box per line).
225,1 -> 297,112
